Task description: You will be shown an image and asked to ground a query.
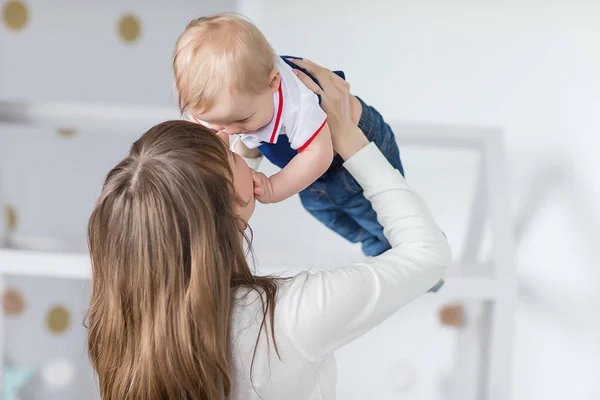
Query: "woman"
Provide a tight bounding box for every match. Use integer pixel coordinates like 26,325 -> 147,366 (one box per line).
86,59 -> 451,400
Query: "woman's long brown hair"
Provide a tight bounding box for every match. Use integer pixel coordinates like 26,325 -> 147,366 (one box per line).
86,120 -> 279,399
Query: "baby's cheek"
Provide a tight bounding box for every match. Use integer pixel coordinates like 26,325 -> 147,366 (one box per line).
256,113 -> 273,131
262,99 -> 276,123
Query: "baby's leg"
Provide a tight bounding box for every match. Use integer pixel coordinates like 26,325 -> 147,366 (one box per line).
298,94 -> 403,254
331,172 -> 444,292
298,183 -> 386,255
354,97 -> 405,175
340,97 -> 444,291
327,184 -> 391,257
340,97 -> 403,242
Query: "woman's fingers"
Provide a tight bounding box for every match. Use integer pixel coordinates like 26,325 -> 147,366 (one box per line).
293,69 -> 323,95
290,58 -> 349,93
288,58 -> 331,84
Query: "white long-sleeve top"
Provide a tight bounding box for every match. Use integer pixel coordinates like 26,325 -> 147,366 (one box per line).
230,143 -> 452,399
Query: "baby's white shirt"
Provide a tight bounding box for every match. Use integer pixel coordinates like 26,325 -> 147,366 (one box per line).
239,57 -> 327,151
196,57 -> 327,152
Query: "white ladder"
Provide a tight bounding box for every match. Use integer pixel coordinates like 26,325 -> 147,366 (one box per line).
395,123 -> 517,400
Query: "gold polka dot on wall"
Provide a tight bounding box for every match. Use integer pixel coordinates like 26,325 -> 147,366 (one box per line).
46,305 -> 71,335
3,289 -> 26,316
117,13 -> 141,44
2,0 -> 29,31
56,127 -> 77,138
5,204 -> 18,232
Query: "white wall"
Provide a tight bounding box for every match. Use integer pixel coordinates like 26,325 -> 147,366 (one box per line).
241,1 -> 600,399
0,1 -> 236,398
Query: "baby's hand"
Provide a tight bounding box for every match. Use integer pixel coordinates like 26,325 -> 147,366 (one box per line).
252,171 -> 276,204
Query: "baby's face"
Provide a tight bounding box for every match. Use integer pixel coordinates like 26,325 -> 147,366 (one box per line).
192,88 -> 275,135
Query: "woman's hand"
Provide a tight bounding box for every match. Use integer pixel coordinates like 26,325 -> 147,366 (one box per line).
290,58 -> 369,160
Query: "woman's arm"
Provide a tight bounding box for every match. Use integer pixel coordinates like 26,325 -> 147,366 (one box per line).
277,59 -> 452,361
279,140 -> 451,360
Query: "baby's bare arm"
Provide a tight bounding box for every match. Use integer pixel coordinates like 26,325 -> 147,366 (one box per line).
265,124 -> 334,203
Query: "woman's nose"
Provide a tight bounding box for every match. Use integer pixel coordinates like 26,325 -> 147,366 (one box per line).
216,131 -> 230,146
225,126 -> 242,135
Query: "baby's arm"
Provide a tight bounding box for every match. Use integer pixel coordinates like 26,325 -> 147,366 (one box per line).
233,138 -> 261,159
254,124 -> 334,204
232,137 -> 265,170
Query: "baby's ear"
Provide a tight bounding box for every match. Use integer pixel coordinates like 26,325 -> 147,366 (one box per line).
268,69 -> 281,93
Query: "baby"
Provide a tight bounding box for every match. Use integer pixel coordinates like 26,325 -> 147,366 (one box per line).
173,14 -> 444,291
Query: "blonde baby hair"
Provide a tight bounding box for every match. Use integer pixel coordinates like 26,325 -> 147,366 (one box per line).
173,13 -> 277,114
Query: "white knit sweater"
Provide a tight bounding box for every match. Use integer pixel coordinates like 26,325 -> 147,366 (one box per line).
230,143 -> 452,399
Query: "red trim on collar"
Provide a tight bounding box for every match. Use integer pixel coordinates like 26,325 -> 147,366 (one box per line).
269,84 -> 284,143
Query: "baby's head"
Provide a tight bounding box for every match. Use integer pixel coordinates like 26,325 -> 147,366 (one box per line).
174,14 -> 280,135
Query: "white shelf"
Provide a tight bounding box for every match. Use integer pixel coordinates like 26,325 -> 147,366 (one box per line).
0,100 -> 180,132
0,100 -> 501,149
0,249 -> 91,280
0,249 -> 497,299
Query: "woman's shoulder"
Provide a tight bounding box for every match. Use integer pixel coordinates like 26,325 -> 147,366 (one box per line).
232,272 -> 311,302
231,271 -> 319,318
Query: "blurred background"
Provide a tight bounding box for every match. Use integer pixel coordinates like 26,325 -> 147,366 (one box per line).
0,0 -> 598,399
